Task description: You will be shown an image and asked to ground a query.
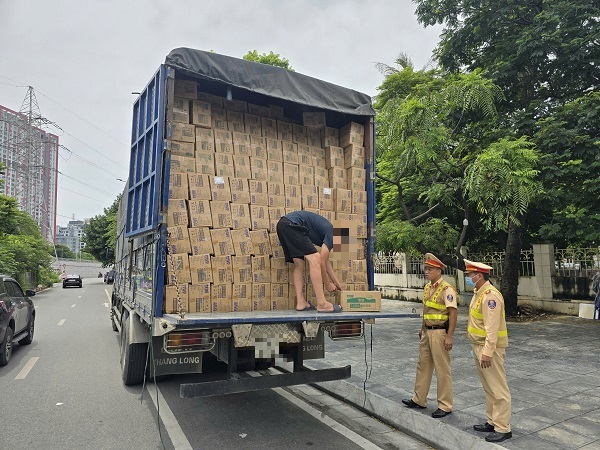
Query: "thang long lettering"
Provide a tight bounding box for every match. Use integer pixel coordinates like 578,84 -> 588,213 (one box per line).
155,356 -> 201,365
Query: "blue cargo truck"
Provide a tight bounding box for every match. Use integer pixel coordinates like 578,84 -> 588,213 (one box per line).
110,48 -> 414,396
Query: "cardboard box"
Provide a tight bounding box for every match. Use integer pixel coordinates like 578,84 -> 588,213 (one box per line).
321,127 -> 339,148
168,198 -> 187,214
270,105 -> 285,120
169,172 -> 188,193
171,155 -> 196,173
231,228 -> 254,256
210,227 -> 234,255
232,284 -> 253,312
335,291 -> 381,312
261,117 -> 277,139
299,166 -> 315,186
197,92 -> 223,108
244,114 -> 262,137
271,258 -> 289,283
233,256 -> 253,283
167,210 -> 189,227
195,151 -> 216,175
252,283 -> 271,311
250,157 -> 268,181
270,284 -> 289,310
211,255 -> 233,283
319,187 -> 334,211
283,163 -> 299,186
230,203 -> 251,230
340,122 -> 365,148
214,154 -> 235,178
301,185 -> 319,210
229,178 -> 250,203
249,136 -> 267,159
172,97 -> 190,112
267,182 -> 285,208
319,210 -> 335,222
292,124 -> 307,145
171,107 -> 190,125
191,100 -> 211,128
325,146 -> 344,169
270,232 -> 285,258
249,180 -> 268,205
190,267 -> 213,285
174,80 -> 197,99
306,127 -> 321,147
249,205 -> 269,231
284,184 -> 301,209
267,161 -> 284,183
188,199 -> 212,227
196,129 -> 216,154
232,131 -> 250,145
346,168 -> 366,191
250,230 -> 272,256
283,142 -> 299,164
167,225 -> 192,254
211,284 -> 233,313
344,145 -> 364,169
165,284 -> 190,314
188,227 -> 214,255
169,185 -> 188,201
188,174 -> 211,200
233,141 -> 251,157
233,155 -> 251,179
169,122 -> 195,143
211,107 -> 228,130
168,253 -> 190,271
226,110 -> 244,126
352,259 -> 368,283
334,188 -> 352,213
228,120 -> 245,134
189,253 -> 211,270
166,269 -> 191,285
188,283 -> 211,313
210,176 -> 231,202
303,111 -> 326,129
248,103 -> 271,117
277,121 -> 293,142
328,167 -> 347,189
252,255 -> 271,282
169,140 -> 195,157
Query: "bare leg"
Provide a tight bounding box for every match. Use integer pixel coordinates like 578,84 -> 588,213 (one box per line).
305,253 -> 333,311
292,258 -> 309,310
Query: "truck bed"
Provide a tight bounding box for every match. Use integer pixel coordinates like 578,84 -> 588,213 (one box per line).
162,310 -> 419,327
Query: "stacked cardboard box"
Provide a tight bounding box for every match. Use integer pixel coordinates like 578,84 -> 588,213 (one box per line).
164,78 -> 371,314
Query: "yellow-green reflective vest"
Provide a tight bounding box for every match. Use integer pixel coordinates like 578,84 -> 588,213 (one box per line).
422,280 -> 455,326
467,285 -> 508,347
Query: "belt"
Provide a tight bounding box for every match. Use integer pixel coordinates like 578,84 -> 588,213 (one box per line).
425,323 -> 448,330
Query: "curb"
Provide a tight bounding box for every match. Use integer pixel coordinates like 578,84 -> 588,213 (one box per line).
306,364 -> 505,450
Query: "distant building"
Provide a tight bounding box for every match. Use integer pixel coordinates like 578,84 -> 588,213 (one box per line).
0,104 -> 59,242
56,220 -> 87,255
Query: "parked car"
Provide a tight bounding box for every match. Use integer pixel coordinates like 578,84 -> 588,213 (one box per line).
62,274 -> 82,288
104,270 -> 115,284
0,275 -> 35,366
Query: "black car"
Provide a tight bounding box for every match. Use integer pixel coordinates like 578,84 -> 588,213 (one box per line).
0,275 -> 35,366
62,274 -> 82,288
104,270 -> 115,284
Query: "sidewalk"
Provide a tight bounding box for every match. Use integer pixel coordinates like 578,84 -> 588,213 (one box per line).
306,299 -> 600,450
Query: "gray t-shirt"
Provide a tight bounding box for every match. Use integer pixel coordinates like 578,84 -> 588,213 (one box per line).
284,211 -> 333,250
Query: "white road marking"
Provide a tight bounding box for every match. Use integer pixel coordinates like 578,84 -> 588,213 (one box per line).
247,371 -> 383,450
57,319 -> 66,326
56,403 -> 64,406
104,289 -> 111,301
103,302 -> 110,308
14,357 -> 39,380
146,383 -> 193,450
71,304 -> 76,308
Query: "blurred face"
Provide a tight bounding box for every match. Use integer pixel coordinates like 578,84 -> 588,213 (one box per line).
466,272 -> 482,285
333,235 -> 341,252
424,265 -> 442,281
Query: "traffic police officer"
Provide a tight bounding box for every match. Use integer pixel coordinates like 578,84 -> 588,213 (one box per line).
464,259 -> 512,443
402,253 -> 458,418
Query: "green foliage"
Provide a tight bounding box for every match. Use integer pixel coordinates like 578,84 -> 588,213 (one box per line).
82,195 -> 120,266
464,137 -> 542,231
243,50 -> 294,71
375,218 -> 460,255
54,244 -> 76,259
0,194 -> 55,288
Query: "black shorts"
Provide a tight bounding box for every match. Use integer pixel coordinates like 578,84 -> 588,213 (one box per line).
276,217 -> 318,263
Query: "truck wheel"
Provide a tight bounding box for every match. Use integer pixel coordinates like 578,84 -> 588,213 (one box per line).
120,313 -> 148,385
20,315 -> 35,345
0,327 -> 13,366
111,314 -> 118,332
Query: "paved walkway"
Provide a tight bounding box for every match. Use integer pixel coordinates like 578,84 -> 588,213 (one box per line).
306,299 -> 600,450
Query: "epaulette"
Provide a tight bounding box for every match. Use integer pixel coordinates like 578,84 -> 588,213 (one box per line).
485,289 -> 491,294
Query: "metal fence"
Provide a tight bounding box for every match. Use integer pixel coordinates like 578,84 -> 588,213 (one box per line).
554,247 -> 600,277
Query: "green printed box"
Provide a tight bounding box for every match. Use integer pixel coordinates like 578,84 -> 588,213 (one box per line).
335,291 -> 381,312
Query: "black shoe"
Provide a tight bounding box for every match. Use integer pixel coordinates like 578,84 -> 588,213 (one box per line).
432,408 -> 452,418
485,431 -> 512,443
401,398 -> 425,409
473,422 -> 495,432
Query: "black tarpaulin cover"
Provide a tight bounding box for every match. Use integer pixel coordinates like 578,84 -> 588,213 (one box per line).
165,48 -> 375,117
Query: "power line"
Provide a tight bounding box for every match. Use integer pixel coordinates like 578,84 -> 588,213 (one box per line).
59,186 -> 108,204
58,145 -> 126,179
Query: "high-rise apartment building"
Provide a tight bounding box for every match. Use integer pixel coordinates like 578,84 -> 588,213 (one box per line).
56,220 -> 87,255
0,104 -> 59,242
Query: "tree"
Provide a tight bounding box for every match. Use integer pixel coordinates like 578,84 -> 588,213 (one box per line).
54,244 -> 76,259
82,195 -> 120,266
243,50 -> 294,71
375,64 -> 541,315
412,0 -> 599,312
0,194 -> 56,288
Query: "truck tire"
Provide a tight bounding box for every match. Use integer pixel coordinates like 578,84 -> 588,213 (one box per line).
0,327 -> 13,366
20,315 -> 35,345
111,314 -> 118,332
120,313 -> 148,385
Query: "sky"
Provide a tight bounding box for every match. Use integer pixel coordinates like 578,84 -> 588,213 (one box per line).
0,0 -> 441,228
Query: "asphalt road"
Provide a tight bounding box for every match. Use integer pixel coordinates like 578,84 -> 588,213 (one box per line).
0,278 -> 428,450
